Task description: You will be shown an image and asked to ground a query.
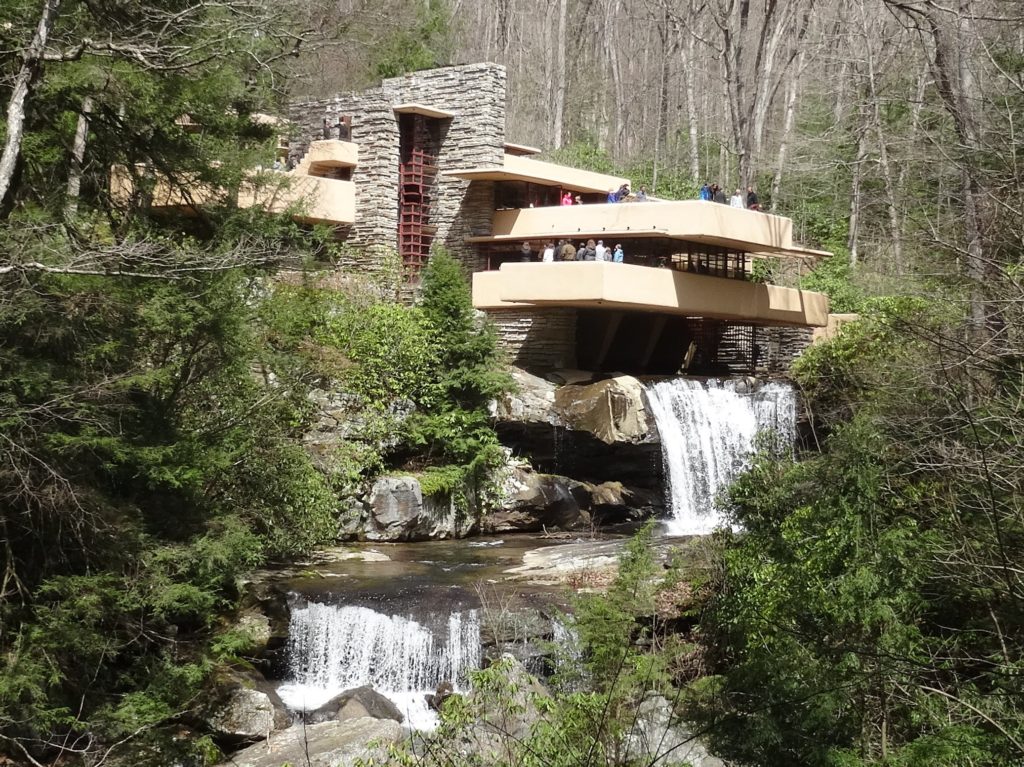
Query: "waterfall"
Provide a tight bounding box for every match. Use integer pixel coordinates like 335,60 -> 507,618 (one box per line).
276,602 -> 481,730
645,378 -> 796,535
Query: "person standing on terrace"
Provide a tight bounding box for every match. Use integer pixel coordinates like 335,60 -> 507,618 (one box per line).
542,242 -> 555,262
730,188 -> 744,208
560,240 -> 577,260
713,184 -> 727,204
613,244 -> 624,263
561,190 -> 573,205
636,186 -> 648,201
595,240 -> 607,261
747,186 -> 760,210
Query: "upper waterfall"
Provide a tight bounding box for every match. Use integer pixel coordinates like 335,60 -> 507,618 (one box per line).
645,378 -> 796,535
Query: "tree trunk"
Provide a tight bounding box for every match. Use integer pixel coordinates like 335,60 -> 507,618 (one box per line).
0,0 -> 63,211
64,96 -> 93,220
770,51 -> 802,209
683,33 -> 701,181
552,0 -> 567,148
848,112 -> 870,265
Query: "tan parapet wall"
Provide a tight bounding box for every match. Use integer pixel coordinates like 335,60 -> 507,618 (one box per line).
108,165 -> 355,225
812,313 -> 861,343
473,262 -> 830,328
483,200 -> 799,254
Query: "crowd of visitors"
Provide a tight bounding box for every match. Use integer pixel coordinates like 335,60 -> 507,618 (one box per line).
700,182 -> 761,211
558,184 -> 648,205
522,238 -> 625,263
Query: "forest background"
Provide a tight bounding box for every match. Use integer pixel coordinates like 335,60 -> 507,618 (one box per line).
2,0 -> 1023,765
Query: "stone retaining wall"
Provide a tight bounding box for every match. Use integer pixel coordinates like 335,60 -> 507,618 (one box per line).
488,308 -> 577,371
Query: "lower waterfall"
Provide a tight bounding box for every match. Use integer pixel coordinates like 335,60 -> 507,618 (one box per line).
645,378 -> 796,536
276,602 -> 481,730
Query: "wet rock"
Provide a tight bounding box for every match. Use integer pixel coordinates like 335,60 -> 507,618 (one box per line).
553,375 -> 651,444
363,475 -> 476,541
303,685 -> 404,725
425,681 -> 454,713
217,716 -> 403,767
483,468 -> 590,533
203,669 -> 291,746
504,540 -> 625,586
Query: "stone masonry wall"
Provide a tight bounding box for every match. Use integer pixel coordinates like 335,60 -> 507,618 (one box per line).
488,308 -> 578,371
288,63 -> 506,276
755,325 -> 815,375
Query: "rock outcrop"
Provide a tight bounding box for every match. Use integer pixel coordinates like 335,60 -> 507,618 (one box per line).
202,669 -> 291,746
340,475 -> 477,542
217,716 -> 403,767
495,369 -> 664,494
484,467 -> 591,533
553,375 -> 651,445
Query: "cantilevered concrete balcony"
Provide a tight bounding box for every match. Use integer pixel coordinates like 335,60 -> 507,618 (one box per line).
110,165 -> 355,225
469,200 -> 829,260
473,261 -> 829,328
295,139 -> 358,174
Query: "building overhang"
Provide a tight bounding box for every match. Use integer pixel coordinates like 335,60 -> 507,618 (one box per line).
465,200 -> 829,260
504,142 -> 543,156
300,139 -> 358,169
392,103 -> 455,119
110,165 -> 356,226
473,262 -> 830,328
443,154 -> 630,194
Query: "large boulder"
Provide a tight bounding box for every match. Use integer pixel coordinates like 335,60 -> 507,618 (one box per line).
217,717 -> 403,767
553,375 -> 651,444
493,368 -> 560,426
362,475 -> 476,541
303,686 -> 404,725
202,669 -> 291,746
589,481 -> 661,524
483,467 -> 591,533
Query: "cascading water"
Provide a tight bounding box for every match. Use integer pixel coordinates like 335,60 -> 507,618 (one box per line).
276,602 -> 481,730
645,378 -> 796,536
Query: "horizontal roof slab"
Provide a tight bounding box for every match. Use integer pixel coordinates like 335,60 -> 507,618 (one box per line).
473,262 -> 829,327
392,103 -> 455,118
504,142 -> 543,156
444,154 -> 630,194
469,200 -> 829,259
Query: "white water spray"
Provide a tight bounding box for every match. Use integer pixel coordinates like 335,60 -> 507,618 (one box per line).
277,602 -> 481,730
645,378 -> 796,535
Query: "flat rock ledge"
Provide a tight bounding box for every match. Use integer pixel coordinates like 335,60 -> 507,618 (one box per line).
217,716 -> 403,767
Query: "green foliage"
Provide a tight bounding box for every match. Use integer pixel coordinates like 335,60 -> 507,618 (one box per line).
0,259 -> 340,763
405,248 -> 511,486
369,0 -> 455,79
689,300 -> 1024,766
799,251 -> 865,314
